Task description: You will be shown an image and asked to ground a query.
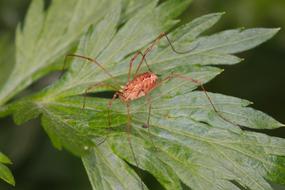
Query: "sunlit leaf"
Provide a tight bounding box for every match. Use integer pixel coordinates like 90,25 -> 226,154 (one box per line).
0,0 -> 284,190
0,152 -> 14,186
0,0 -> 153,105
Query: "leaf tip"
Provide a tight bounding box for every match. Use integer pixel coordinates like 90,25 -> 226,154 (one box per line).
10,178 -> 15,186
212,12 -> 226,17
273,27 -> 281,34
5,159 -> 13,165
0,152 -> 13,164
218,68 -> 225,73
261,27 -> 281,41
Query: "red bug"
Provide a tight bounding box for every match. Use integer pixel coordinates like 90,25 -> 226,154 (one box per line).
65,32 -> 238,189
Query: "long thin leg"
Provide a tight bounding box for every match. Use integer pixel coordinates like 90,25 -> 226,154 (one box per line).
134,32 -> 198,77
81,83 -> 118,146
107,92 -> 119,128
128,51 -> 152,82
90,93 -> 119,149
65,54 -> 121,86
159,73 -> 240,127
126,102 -> 144,190
89,93 -> 117,144
144,95 -> 158,150
146,95 -> 152,128
59,55 -> 69,79
108,95 -> 144,188
164,32 -> 199,54
134,33 -> 165,77
83,82 -> 118,109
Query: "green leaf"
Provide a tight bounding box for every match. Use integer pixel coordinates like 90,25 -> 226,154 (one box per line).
168,12 -> 225,42
82,144 -> 147,190
121,0 -> 156,23
0,0 -> 123,105
196,28 -> 280,54
0,152 -> 12,164
1,1 -> 284,190
108,135 -> 183,190
0,152 -> 14,186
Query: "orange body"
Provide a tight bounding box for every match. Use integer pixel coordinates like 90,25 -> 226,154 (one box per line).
119,72 -> 158,102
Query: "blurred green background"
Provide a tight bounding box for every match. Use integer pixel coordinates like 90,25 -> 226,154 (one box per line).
0,0 -> 284,189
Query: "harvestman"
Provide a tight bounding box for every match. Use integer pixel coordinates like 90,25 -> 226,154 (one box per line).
65,32 -> 237,188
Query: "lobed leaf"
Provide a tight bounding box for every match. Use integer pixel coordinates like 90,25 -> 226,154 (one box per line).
34,0 -> 192,99
0,1 -> 284,190
0,0 -> 149,105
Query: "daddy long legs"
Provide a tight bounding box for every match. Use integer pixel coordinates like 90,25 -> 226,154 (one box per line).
65,32 -> 238,189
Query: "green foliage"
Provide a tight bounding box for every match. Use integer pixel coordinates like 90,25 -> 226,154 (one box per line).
0,152 -> 14,186
0,0 -> 152,105
0,0 -> 284,189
